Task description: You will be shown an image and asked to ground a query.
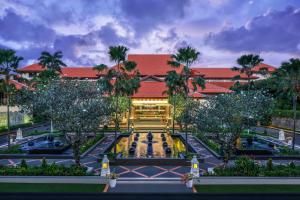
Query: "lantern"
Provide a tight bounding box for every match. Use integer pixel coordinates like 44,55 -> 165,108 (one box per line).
190,155 -> 199,177
100,155 -> 110,177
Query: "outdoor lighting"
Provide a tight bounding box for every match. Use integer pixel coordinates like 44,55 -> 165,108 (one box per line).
190,155 -> 199,177
100,155 -> 110,177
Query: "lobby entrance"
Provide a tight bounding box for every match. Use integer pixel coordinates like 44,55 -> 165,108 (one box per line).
131,99 -> 171,129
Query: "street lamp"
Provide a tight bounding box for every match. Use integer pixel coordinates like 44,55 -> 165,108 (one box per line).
101,155 -> 110,177
190,155 -> 199,177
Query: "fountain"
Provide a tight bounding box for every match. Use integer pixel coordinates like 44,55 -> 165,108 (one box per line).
278,129 -> 285,141
15,128 -> 23,141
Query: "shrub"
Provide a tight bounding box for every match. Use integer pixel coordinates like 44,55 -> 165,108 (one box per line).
41,158 -> 48,168
272,109 -> 300,119
267,158 -> 273,171
79,133 -> 104,154
234,157 -> 260,176
20,159 -> 27,169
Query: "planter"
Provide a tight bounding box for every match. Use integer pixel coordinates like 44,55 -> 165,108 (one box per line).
185,179 -> 193,188
109,179 -> 117,188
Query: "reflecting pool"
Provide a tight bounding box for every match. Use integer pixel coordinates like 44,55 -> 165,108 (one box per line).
112,132 -> 187,158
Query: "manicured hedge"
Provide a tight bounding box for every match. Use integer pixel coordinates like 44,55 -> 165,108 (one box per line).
210,157 -> 300,176
196,133 -> 221,154
0,122 -> 33,134
0,161 -> 87,176
272,109 -> 300,119
79,133 -> 104,154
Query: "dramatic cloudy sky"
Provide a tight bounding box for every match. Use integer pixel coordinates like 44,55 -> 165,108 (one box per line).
1,0 -> 300,67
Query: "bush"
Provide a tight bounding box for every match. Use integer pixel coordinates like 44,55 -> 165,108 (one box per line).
196,133 -> 221,154
0,163 -> 87,176
20,159 -> 28,169
0,122 -> 33,133
279,146 -> 300,155
267,158 -> 273,171
79,133 -> 104,154
0,145 -> 22,154
212,157 -> 300,177
41,158 -> 48,168
272,109 -> 300,119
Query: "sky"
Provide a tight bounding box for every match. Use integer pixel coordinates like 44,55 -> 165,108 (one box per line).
0,0 -> 300,68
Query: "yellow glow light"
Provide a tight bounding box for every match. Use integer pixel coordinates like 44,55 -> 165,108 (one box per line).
193,163 -> 198,169
102,163 -> 108,169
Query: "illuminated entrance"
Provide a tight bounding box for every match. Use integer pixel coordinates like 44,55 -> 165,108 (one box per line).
131,99 -> 171,128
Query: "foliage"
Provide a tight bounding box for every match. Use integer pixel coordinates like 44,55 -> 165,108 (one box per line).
278,146 -> 300,155
0,163 -> 87,176
79,134 -> 104,154
194,91 -> 274,163
0,144 -> 22,154
38,51 -> 66,73
272,109 -> 300,119
212,157 -> 300,176
41,158 -> 48,168
267,158 -> 273,171
181,173 -> 194,183
107,172 -> 119,179
196,133 -> 221,154
20,159 -> 28,168
0,122 -> 33,133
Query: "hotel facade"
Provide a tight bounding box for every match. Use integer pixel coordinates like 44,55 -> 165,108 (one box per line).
16,54 -> 276,129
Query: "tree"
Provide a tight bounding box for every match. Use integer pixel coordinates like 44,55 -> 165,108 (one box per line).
194,91 -> 273,164
232,54 -> 264,91
166,46 -> 205,156
38,51 -> 66,73
0,49 -> 23,147
94,45 -> 140,157
272,58 -> 300,150
51,80 -> 111,165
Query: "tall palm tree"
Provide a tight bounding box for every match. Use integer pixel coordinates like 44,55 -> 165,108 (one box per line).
232,54 -> 263,134
167,46 -> 205,156
38,51 -> 66,134
94,45 -> 140,157
0,49 -> 23,148
273,58 -> 300,150
232,54 -> 264,91
38,51 -> 66,73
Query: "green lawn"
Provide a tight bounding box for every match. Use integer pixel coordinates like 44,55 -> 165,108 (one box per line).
0,183 -> 106,193
195,185 -> 300,193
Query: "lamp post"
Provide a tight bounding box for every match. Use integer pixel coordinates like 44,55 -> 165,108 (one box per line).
101,155 -> 110,177
190,155 -> 199,177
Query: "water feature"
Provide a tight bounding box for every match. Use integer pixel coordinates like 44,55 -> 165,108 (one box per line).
20,135 -> 71,154
110,131 -> 188,158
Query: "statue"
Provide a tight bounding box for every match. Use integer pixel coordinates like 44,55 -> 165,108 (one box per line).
278,129 -> 285,141
15,128 -> 23,141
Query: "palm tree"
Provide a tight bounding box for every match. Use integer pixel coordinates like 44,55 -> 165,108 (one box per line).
167,46 -> 205,156
273,58 -> 300,150
0,49 -> 23,148
232,54 -> 263,134
38,51 -> 66,73
38,51 -> 66,134
94,45 -> 140,157
232,54 -> 264,91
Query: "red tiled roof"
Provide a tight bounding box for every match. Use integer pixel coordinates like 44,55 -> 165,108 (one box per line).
132,82 -> 168,98
9,80 -> 28,90
207,81 -> 237,89
191,68 -> 256,79
18,64 -> 45,72
252,63 -> 276,72
61,67 -> 102,78
194,82 -> 232,94
128,54 -> 182,76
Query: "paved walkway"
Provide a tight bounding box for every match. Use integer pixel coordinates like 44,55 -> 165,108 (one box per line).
108,182 -> 192,193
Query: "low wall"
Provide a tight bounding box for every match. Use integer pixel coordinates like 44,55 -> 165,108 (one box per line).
271,117 -> 300,131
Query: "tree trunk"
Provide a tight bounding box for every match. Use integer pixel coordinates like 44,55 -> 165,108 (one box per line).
7,94 -> 10,148
114,95 -> 119,158
127,98 -> 131,132
73,135 -> 81,166
185,123 -> 188,158
292,95 -> 297,150
172,96 -> 177,134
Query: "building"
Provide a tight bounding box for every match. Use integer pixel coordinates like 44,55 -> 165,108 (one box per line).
17,54 -> 276,129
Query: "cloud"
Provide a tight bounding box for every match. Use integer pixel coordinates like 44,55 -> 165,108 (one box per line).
0,9 -> 55,44
205,6 -> 300,53
120,0 -> 190,36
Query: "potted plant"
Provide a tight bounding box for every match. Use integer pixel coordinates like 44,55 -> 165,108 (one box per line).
107,173 -> 119,188
181,173 -> 194,188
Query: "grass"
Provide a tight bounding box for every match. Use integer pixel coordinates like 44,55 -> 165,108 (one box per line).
195,185 -> 300,193
0,183 -> 105,193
